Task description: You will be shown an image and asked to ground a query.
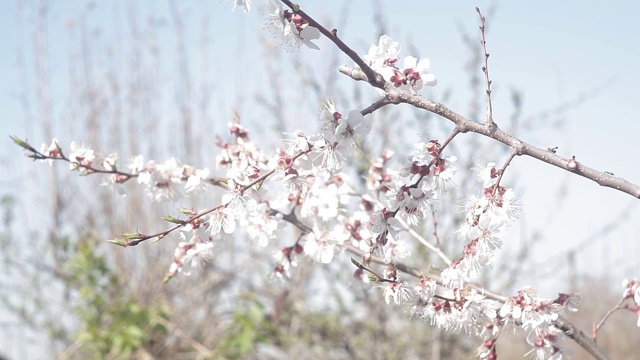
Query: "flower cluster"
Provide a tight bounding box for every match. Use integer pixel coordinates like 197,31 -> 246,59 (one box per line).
364,35 -> 437,93
410,279 -> 499,337
441,162 -> 519,288
167,231 -> 215,279
68,141 -> 96,170
391,140 -> 457,222
499,288 -> 580,360
374,265 -> 414,305
265,0 -> 321,51
36,138 -> 213,201
405,276 -> 581,360
332,139 -> 456,265
129,156 -> 210,202
39,139 -> 95,171
39,138 -> 63,165
306,99 -> 372,173
231,0 -> 322,52
165,121 -> 287,279
216,121 -> 268,186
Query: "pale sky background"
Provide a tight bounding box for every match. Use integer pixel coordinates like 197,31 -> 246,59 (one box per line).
1,0 -> 639,358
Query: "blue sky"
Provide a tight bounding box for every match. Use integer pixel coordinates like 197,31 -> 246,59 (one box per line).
1,0 -> 640,357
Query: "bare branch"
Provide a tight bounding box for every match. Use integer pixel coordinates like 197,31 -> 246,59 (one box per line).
476,7 -> 494,127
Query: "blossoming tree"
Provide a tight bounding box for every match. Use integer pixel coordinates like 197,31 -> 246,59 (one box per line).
11,1 -> 640,359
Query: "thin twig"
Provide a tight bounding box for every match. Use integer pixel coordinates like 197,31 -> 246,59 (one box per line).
430,207 -> 442,249
491,148 -> 518,194
476,7 -> 494,127
396,216 -> 452,266
594,298 -> 627,336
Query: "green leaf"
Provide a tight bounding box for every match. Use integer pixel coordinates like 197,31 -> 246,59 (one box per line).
10,135 -> 30,149
178,207 -> 196,216
107,239 -> 128,247
162,273 -> 174,284
162,215 -> 184,224
121,232 -> 143,240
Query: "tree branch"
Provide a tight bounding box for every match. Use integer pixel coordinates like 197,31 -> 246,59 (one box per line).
338,65 -> 640,200
554,316 -> 611,360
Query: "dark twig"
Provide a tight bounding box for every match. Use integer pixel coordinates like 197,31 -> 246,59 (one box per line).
11,135 -> 137,183
360,97 -> 393,116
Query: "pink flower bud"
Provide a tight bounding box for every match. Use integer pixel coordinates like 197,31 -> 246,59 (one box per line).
566,156 -> 579,171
